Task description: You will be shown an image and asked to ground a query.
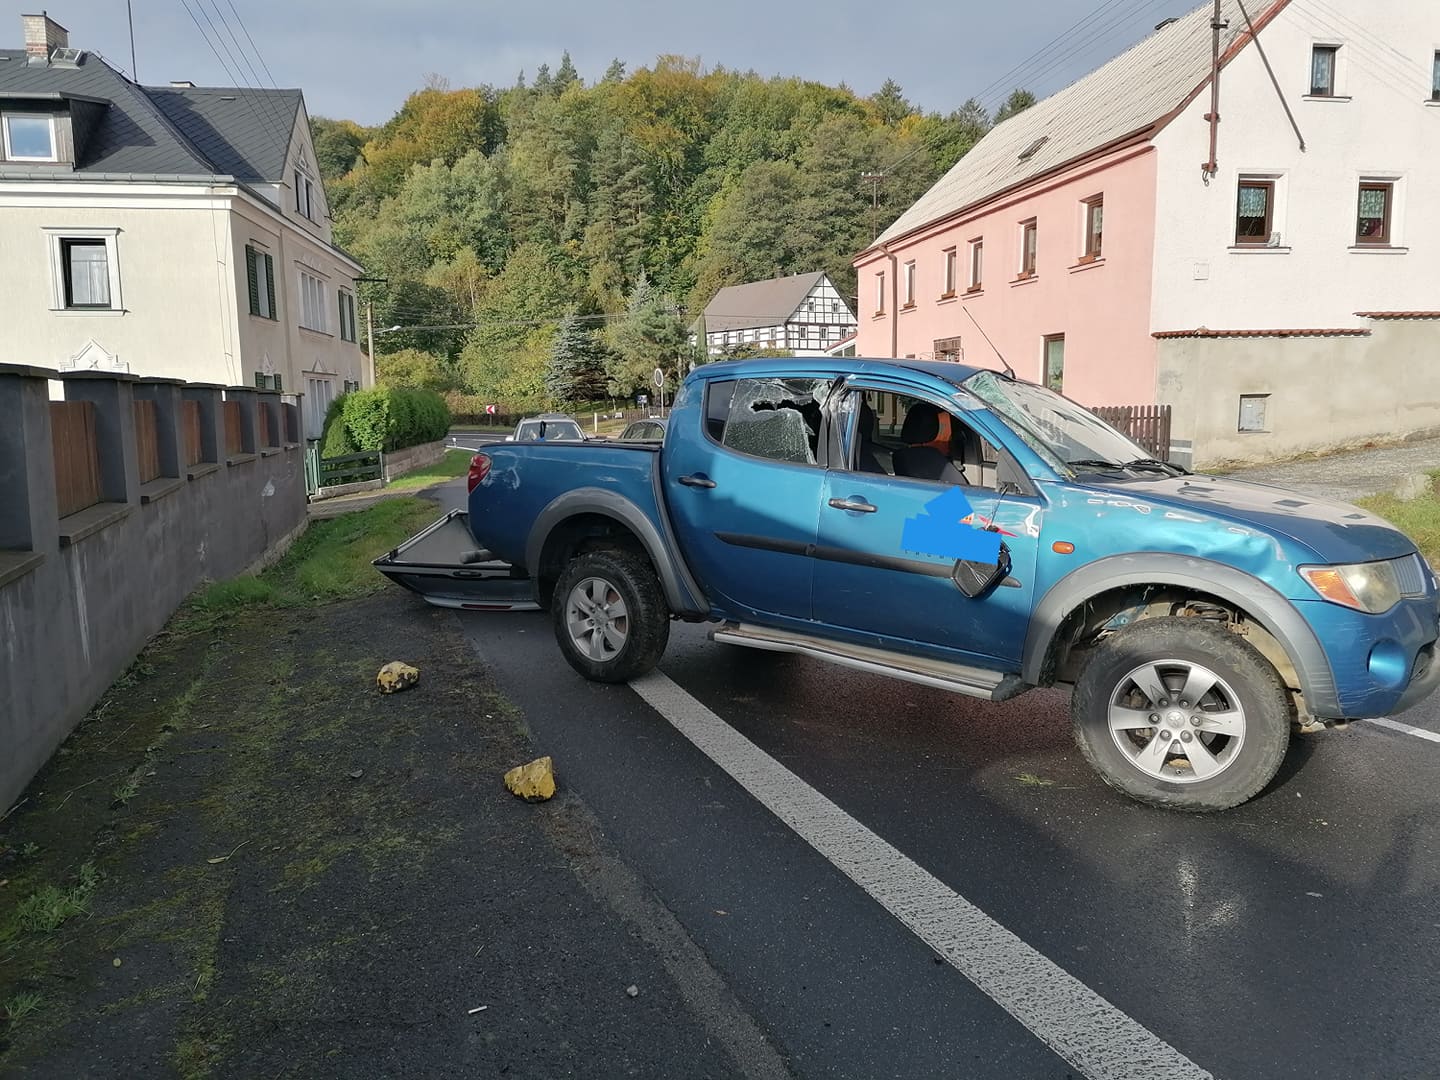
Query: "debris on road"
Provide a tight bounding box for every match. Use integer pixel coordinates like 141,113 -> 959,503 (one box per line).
626,985 -> 639,998
206,840 -> 251,865
467,1005 -> 489,1015
347,768 -> 364,780
503,756 -> 556,801
377,661 -> 420,694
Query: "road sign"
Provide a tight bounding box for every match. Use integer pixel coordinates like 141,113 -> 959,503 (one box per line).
485,404 -> 497,415
653,367 -> 665,388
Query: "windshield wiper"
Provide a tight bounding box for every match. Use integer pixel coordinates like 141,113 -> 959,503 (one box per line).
1066,457 -> 1188,477
1066,458 -> 1128,472
1123,457 -> 1189,476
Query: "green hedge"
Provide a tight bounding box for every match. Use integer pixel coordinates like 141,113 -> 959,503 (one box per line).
320,388 -> 451,455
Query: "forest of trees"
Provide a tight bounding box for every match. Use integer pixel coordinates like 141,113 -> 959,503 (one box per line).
315,56 -> 1034,411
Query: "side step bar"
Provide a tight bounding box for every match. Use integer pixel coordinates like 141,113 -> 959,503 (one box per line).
710,623 -> 1028,702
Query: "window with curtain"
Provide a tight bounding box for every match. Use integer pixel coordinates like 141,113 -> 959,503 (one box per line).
62,240 -> 110,307
1356,183 -> 1392,245
1235,180 -> 1274,244
1310,45 -> 1338,96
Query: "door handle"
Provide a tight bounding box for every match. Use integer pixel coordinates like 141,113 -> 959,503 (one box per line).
828,497 -> 877,513
678,474 -> 716,489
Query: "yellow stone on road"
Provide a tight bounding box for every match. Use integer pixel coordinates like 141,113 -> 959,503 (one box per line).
377,661 -> 420,694
504,756 -> 556,801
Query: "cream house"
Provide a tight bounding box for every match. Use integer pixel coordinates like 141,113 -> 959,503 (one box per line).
0,12 -> 367,437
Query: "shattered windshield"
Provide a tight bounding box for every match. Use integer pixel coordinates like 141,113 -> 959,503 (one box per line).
960,371 -> 1150,476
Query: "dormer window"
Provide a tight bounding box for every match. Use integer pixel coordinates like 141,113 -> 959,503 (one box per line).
2,113 -> 57,161
294,169 -> 317,221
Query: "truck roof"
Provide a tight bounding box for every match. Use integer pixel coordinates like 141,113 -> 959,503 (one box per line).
687,356 -> 994,388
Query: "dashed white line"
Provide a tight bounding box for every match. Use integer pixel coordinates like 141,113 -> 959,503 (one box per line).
1362,717 -> 1440,744
629,669 -> 1213,1080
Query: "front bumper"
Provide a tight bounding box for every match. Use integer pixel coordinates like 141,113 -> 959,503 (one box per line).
1300,594 -> 1440,719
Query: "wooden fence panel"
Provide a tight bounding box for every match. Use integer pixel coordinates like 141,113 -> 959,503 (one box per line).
222,401 -> 244,456
183,401 -> 203,466
258,403 -> 274,448
133,400 -> 161,483
1094,404 -> 1172,461
50,401 -> 102,517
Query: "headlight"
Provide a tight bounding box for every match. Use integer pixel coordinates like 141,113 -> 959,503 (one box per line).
1299,560 -> 1403,613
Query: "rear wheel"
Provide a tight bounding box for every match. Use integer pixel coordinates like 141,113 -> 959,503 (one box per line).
552,549 -> 669,683
1071,617 -> 1290,812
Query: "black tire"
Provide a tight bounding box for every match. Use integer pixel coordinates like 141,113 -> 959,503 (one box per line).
552,549 -> 670,683
1071,617 -> 1291,812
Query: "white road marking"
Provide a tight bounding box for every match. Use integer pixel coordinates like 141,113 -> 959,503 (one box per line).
629,670 -> 1213,1080
1362,717 -> 1440,744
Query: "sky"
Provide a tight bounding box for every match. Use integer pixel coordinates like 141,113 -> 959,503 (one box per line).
14,0 -> 1209,126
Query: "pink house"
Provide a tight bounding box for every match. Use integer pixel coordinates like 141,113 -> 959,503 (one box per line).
854,0 -> 1440,464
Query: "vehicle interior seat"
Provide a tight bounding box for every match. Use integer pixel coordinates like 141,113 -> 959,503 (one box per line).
892,402 -> 969,485
855,401 -> 889,474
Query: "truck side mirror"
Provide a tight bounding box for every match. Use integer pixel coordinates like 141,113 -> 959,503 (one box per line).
952,540 -> 1012,599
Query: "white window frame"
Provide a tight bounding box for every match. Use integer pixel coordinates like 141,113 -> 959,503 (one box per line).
306,375 -> 335,437
902,261 -> 916,307
338,290 -> 357,342
874,271 -> 885,315
1352,173 -> 1405,250
299,269 -> 328,333
294,169 -> 317,221
42,227 -> 123,313
941,248 -> 957,297
1306,42 -> 1346,99
3,113 -> 58,162
968,238 -> 984,290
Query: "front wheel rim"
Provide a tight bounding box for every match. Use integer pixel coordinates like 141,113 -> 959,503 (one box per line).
1106,659 -> 1247,784
565,576 -> 629,663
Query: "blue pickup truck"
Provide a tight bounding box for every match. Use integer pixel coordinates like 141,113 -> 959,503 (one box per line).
377,357 -> 1440,811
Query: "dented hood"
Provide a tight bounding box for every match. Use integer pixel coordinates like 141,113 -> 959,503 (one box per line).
1083,474 -> 1417,564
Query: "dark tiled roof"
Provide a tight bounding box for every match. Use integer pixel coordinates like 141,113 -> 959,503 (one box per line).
0,48 -> 214,173
0,49 -> 296,180
146,87 -> 300,182
1355,312 -> 1440,320
1153,328 -> 1370,338
703,272 -> 828,333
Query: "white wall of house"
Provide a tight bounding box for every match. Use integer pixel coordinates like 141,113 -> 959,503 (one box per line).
0,182 -> 244,381
0,179 -> 363,423
1150,0 -> 1440,333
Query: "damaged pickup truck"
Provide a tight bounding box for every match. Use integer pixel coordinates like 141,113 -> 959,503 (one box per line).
377,358 -> 1440,811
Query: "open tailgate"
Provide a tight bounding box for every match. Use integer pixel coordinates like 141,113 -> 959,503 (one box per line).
372,508 -> 539,611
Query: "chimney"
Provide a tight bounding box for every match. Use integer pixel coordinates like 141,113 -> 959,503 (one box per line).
170,80 -> 196,88
22,12 -> 68,63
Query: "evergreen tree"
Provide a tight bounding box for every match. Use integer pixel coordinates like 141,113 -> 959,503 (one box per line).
606,272 -> 693,395
555,52 -> 580,92
995,88 -> 1037,124
544,311 -> 610,405
869,78 -> 913,126
603,58 -> 626,83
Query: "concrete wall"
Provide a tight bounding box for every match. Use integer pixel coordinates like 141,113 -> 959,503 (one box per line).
854,144 -> 1160,407
1158,317 -> 1440,468
0,364 -> 308,810
381,438 -> 450,482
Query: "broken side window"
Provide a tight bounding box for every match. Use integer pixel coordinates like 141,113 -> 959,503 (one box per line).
708,378 -> 829,465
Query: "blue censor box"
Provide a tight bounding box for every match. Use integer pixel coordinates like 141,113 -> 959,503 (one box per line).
901,487 -> 1003,565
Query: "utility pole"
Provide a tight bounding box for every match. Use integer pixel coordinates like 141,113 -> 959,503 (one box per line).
354,276 -> 387,387
861,171 -> 886,241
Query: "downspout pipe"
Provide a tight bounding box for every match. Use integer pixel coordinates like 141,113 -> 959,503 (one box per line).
1203,0 -> 1224,177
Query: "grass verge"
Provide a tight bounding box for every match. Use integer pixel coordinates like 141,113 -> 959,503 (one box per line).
384,448 -> 473,491
187,497 -> 439,616
1357,470 -> 1440,567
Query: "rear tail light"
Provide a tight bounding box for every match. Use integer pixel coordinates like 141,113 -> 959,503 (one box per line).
467,453 -> 492,493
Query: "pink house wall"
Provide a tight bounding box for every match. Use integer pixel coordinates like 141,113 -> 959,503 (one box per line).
854,144 -> 1161,408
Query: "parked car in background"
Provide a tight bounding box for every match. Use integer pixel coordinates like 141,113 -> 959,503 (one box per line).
507,414 -> 587,443
618,417 -> 668,442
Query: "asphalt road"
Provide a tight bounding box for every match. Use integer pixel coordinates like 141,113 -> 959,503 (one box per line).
455,605 -> 1440,1080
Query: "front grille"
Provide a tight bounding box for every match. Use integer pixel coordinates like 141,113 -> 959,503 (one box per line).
1394,553 -> 1429,598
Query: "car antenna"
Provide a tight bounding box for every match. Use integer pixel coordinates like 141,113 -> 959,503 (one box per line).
962,307 -> 1016,380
